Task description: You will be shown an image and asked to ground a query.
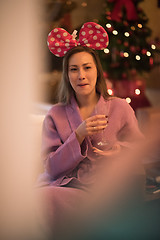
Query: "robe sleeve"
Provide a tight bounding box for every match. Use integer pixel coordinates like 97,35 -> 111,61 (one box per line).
41,114 -> 88,180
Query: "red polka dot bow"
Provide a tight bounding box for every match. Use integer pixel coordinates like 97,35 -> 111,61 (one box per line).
47,22 -> 109,57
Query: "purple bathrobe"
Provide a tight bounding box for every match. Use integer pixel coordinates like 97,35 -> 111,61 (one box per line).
37,95 -> 143,233
39,95 -> 142,187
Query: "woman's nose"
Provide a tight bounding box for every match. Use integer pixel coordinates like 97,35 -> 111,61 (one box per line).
78,69 -> 85,80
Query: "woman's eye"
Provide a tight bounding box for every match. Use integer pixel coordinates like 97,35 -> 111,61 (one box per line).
70,68 -> 77,72
85,66 -> 91,70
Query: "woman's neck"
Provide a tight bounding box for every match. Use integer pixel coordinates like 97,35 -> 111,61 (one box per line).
76,93 -> 99,120
76,92 -> 99,109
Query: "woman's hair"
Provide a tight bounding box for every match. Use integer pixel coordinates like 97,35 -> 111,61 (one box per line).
58,46 -> 109,104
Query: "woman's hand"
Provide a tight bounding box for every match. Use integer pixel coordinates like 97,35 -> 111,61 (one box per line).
75,115 -> 108,144
93,143 -> 121,157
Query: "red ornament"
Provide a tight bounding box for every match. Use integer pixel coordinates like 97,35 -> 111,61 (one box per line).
106,11 -> 111,15
130,68 -> 137,76
106,16 -> 111,20
103,71 -> 108,78
110,0 -> 138,22
123,21 -> 129,26
141,49 -> 147,54
117,39 -> 122,44
124,41 -> 129,47
122,72 -> 127,79
120,51 -> 124,57
130,46 -> 136,52
149,57 -> 153,65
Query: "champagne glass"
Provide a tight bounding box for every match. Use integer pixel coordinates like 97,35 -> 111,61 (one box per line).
94,101 -> 110,149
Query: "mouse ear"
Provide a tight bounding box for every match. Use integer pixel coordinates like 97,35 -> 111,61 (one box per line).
47,28 -> 78,57
78,22 -> 109,50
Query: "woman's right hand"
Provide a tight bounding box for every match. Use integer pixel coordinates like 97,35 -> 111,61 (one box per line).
75,115 -> 108,144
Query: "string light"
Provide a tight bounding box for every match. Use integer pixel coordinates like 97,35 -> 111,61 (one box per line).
66,0 -> 72,5
124,52 -> 129,57
135,55 -> 141,60
135,89 -> 141,95
81,2 -> 87,7
146,51 -> 151,56
107,89 -> 113,95
112,30 -> 118,35
126,97 -> 131,103
106,23 -> 111,28
138,23 -> 142,28
104,48 -> 110,53
124,32 -> 130,37
131,26 -> 135,31
151,44 -> 156,49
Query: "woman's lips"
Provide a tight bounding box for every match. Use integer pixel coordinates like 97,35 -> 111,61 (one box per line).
77,83 -> 89,87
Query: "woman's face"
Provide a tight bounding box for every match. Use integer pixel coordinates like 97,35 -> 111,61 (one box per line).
68,51 -> 98,99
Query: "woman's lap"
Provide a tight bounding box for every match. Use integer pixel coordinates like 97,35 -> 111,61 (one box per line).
36,184 -> 88,237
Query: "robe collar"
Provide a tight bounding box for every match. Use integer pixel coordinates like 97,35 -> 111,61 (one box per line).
65,94 -> 110,132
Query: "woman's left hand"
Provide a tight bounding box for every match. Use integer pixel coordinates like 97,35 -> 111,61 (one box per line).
93,143 -> 121,157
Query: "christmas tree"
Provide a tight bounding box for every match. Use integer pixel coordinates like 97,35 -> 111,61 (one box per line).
98,0 -> 156,81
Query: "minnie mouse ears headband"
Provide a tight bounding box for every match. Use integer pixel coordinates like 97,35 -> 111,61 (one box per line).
47,22 -> 109,57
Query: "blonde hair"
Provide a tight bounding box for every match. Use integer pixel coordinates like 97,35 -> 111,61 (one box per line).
58,46 -> 109,104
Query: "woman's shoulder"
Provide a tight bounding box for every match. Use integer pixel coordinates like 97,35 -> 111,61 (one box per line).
109,96 -> 130,106
108,97 -> 134,113
45,102 -> 67,119
48,102 -> 66,112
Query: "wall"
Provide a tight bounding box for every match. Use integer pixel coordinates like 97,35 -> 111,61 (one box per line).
140,0 -> 160,38
71,0 -> 105,29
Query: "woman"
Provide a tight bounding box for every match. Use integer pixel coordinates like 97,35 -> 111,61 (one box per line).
37,23 -> 143,237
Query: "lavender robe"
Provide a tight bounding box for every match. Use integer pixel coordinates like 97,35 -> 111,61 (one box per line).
36,95 -> 143,234
38,95 -> 143,187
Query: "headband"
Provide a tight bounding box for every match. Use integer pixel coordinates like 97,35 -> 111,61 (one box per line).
47,22 -> 109,57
